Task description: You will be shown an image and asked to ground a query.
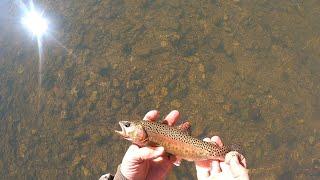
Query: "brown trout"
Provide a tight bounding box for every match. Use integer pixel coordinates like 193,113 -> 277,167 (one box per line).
115,120 -> 240,161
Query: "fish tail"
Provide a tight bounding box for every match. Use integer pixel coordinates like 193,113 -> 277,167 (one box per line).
229,144 -> 245,155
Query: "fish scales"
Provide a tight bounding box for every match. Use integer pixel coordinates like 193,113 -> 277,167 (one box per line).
138,121 -> 231,161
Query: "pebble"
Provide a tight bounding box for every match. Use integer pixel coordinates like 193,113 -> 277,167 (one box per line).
89,91 -> 98,102
160,40 -> 168,47
312,158 -> 320,168
198,63 -> 205,73
215,94 -> 225,103
297,119 -> 304,124
224,15 -> 229,21
112,78 -> 120,87
71,154 -> 84,168
17,65 -> 24,74
160,87 -> 168,97
111,98 -> 121,109
249,106 -> 262,121
138,90 -> 146,98
223,103 -> 232,113
70,87 -> 78,97
18,143 -> 27,158
60,111 -> 67,119
114,90 -> 122,98
82,166 -> 90,176
308,136 -> 315,145
170,99 -> 182,108
31,129 -> 37,135
255,146 -> 263,160
146,83 -> 156,95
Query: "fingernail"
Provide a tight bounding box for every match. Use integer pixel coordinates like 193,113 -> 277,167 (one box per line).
143,110 -> 159,121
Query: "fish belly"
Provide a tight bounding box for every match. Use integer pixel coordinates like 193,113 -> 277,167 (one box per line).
148,132 -> 209,161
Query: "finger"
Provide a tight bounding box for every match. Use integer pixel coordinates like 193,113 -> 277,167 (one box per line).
153,154 -> 177,163
153,156 -> 175,178
195,140 -> 212,178
211,136 -> 223,147
195,161 -> 211,179
219,162 -> 231,174
227,153 -> 249,178
200,137 -> 223,177
225,151 -> 245,165
153,156 -> 164,162
122,144 -> 141,163
163,110 -> 180,126
137,146 -> 165,161
99,173 -> 113,180
124,144 -> 140,156
238,154 -> 247,168
195,159 -> 211,169
225,148 -> 247,168
225,151 -> 237,164
210,161 -> 221,175
143,110 -> 160,122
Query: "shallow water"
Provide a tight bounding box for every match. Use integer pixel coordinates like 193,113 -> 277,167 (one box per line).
0,0 -> 319,179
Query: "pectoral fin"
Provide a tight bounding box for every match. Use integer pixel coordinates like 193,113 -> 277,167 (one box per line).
173,157 -> 182,166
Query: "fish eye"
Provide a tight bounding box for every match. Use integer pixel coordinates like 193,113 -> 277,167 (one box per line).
124,122 -> 131,127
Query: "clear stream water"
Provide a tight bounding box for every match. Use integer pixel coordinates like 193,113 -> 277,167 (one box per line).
0,0 -> 319,179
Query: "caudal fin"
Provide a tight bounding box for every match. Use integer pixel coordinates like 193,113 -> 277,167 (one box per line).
229,144 -> 245,156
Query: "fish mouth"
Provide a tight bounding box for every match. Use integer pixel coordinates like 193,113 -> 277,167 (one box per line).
115,122 -> 128,137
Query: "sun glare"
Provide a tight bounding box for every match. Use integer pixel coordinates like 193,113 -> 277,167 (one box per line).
21,2 -> 48,38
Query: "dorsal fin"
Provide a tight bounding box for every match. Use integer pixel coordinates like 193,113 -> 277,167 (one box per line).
177,122 -> 191,135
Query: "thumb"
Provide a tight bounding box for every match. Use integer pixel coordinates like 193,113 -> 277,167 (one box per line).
229,155 -> 249,178
138,146 -> 165,161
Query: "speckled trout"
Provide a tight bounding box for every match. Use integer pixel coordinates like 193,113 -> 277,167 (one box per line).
115,120 -> 240,161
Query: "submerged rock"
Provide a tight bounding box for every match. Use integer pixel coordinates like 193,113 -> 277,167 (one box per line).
308,136 -> 315,145
81,166 -> 90,176
17,65 -> 24,74
248,105 -> 263,122
74,131 -> 90,143
170,99 -> 182,108
89,91 -> 98,102
99,67 -> 110,77
111,98 -> 121,109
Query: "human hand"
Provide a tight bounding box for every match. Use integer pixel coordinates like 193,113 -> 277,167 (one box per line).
119,110 -> 180,180
195,136 -> 249,180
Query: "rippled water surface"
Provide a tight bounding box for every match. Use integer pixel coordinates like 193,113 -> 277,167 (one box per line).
0,0 -> 319,179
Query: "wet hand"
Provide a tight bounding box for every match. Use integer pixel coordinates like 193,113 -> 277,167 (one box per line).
195,136 -> 249,180
120,110 -> 179,180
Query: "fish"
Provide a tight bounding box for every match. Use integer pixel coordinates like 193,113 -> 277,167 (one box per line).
115,120 -> 241,161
